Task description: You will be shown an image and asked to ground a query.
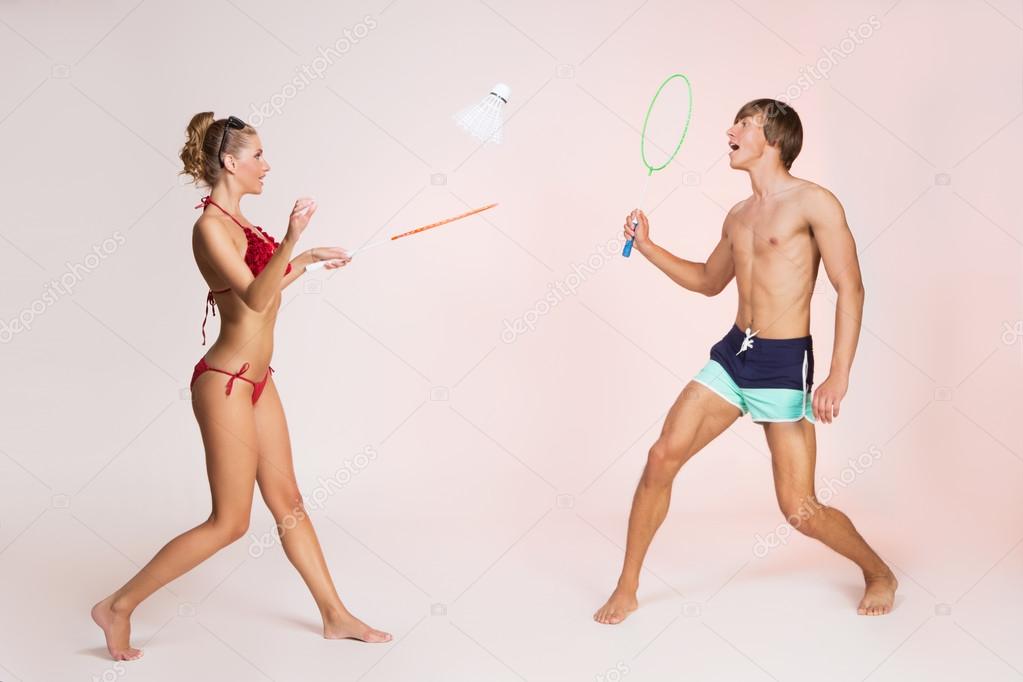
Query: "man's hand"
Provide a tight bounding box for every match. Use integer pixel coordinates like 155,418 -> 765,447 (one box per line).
812,374 -> 848,424
624,209 -> 651,252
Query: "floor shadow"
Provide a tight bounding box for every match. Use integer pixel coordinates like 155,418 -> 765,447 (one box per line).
76,646 -> 132,660
266,613 -> 321,635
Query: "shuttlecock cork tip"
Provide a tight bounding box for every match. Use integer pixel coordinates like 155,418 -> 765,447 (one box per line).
490,83 -> 511,102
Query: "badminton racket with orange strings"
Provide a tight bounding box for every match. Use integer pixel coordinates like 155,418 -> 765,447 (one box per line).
306,202 -> 498,270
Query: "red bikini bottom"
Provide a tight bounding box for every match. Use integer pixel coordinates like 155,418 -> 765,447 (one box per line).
190,357 -> 274,404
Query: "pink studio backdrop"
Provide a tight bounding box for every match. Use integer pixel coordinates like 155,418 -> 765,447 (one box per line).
0,1 -> 1020,680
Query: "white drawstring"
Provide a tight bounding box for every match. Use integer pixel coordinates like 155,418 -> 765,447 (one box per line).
736,326 -> 759,355
801,350 -> 809,412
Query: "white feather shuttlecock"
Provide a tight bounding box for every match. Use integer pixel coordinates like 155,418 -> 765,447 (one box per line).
454,83 -> 511,144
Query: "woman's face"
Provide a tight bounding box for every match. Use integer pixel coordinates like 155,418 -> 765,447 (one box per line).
227,133 -> 270,194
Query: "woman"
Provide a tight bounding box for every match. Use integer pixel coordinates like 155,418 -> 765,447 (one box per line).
91,112 -> 392,661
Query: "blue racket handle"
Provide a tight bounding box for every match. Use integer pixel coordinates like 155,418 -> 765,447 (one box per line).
623,217 -> 639,257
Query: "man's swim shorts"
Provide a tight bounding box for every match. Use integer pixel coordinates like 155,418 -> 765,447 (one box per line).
692,324 -> 816,424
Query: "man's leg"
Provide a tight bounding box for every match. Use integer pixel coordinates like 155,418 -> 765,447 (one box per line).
594,381 -> 742,624
762,420 -> 898,615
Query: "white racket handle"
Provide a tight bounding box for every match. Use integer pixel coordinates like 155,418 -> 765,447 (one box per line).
307,257 -> 350,272
306,239 -> 390,271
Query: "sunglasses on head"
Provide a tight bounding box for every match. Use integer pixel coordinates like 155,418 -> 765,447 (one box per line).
216,115 -> 246,167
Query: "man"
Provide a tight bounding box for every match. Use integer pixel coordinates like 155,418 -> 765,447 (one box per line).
594,98 -> 897,623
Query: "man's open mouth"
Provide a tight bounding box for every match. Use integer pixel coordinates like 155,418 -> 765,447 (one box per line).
728,143 -> 739,151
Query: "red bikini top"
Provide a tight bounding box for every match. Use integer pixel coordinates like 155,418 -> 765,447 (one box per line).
196,195 -> 293,345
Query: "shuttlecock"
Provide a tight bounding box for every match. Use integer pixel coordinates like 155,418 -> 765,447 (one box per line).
454,83 -> 511,144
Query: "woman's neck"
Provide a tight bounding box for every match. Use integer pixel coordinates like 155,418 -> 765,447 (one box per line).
209,187 -> 242,215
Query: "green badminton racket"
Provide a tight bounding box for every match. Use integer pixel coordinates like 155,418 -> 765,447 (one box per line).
623,73 -> 693,257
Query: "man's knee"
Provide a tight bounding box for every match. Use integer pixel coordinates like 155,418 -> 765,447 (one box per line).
643,439 -> 691,484
779,494 -> 825,535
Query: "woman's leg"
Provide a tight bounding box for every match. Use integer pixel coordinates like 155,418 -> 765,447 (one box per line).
251,378 -> 391,643
91,374 -> 262,660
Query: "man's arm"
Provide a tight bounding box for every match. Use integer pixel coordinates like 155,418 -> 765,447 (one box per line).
808,186 -> 864,377
806,186 -> 864,422
630,211 -> 735,296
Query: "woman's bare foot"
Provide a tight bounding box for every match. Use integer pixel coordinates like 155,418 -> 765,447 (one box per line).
593,586 -> 639,625
91,596 -> 143,661
858,571 -> 898,615
322,606 -> 392,643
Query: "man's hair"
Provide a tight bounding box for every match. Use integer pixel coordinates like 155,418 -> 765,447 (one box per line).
733,99 -> 802,170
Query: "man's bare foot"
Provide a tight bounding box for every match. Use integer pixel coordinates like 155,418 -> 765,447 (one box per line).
322,607 -> 392,643
91,596 -> 143,661
593,586 -> 639,625
858,571 -> 898,616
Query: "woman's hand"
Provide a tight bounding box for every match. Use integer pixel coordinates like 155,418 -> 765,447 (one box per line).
624,209 -> 651,250
286,197 -> 317,240
309,246 -> 351,270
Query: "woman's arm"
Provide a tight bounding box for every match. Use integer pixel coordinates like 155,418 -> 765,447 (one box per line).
281,250 -> 316,290
194,200 -> 315,310
193,217 -> 291,310
281,246 -> 352,290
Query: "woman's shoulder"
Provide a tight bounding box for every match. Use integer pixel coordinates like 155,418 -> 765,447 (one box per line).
193,211 -> 238,236
193,212 -> 245,256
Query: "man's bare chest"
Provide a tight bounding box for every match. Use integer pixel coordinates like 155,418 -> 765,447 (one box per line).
728,202 -> 812,262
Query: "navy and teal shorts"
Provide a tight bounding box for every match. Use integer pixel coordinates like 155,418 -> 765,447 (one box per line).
693,324 -> 816,424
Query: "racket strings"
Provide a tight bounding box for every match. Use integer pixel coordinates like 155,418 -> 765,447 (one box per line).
625,73 -> 693,258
